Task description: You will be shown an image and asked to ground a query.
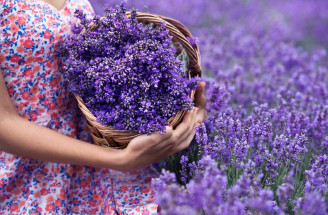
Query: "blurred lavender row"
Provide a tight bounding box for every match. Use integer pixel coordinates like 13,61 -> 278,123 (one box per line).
90,0 -> 328,50
88,1 -> 328,214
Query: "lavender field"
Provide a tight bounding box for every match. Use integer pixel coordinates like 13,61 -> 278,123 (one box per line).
89,1 -> 328,214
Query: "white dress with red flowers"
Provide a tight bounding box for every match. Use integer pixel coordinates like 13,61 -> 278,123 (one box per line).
0,0 -> 159,214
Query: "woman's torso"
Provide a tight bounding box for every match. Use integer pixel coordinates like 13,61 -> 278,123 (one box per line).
0,0 -> 94,138
0,1 -> 159,214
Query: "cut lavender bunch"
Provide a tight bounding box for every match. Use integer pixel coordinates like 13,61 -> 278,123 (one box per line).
64,3 -> 198,135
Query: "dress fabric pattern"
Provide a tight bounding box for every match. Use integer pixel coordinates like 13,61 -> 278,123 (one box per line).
0,0 -> 159,214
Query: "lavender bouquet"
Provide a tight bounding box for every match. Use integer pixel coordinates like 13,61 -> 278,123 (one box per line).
64,3 -> 198,141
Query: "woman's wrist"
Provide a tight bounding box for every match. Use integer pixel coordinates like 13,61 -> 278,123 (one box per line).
99,147 -> 130,171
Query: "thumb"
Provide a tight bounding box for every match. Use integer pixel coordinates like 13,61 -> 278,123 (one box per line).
194,81 -> 206,108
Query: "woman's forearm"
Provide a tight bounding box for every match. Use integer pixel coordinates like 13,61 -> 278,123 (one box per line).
0,114 -> 125,170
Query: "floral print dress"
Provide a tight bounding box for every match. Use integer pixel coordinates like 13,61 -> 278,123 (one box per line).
0,0 -> 159,214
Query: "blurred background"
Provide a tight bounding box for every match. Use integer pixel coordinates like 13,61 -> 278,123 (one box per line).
88,0 -> 328,51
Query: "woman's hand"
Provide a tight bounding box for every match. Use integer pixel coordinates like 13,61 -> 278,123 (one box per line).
194,81 -> 207,126
121,81 -> 207,171
122,108 -> 198,171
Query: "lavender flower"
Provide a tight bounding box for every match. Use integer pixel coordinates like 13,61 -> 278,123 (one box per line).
277,174 -> 294,211
294,190 -> 328,215
304,154 -> 328,194
194,123 -> 208,146
153,157 -> 283,215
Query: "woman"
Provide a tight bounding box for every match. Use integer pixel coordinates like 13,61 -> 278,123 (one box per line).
0,0 -> 207,214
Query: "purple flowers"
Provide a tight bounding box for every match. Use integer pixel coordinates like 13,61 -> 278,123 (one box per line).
86,0 -> 328,214
154,156 -> 283,215
64,3 -> 197,134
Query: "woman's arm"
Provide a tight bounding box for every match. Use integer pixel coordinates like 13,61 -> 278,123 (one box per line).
0,69 -> 126,169
0,69 -> 206,171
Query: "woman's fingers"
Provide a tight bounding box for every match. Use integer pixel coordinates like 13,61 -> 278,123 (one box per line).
174,110 -> 198,152
195,108 -> 207,125
129,126 -> 173,148
194,81 -> 206,109
157,108 -> 198,155
153,126 -> 174,142
176,128 -> 196,152
177,107 -> 198,142
171,108 -> 195,141
194,81 -> 208,124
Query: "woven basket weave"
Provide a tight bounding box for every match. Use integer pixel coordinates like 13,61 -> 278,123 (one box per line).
74,12 -> 202,148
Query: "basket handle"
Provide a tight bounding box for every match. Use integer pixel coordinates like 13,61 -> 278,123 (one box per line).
158,16 -> 202,77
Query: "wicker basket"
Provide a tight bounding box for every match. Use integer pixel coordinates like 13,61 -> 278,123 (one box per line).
74,12 -> 202,148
